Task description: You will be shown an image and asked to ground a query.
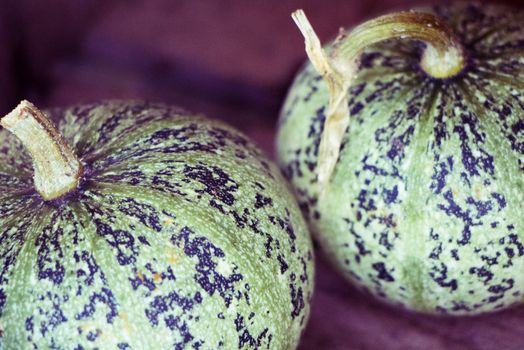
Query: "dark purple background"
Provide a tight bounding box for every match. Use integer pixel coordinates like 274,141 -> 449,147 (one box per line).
2,1 -> 524,348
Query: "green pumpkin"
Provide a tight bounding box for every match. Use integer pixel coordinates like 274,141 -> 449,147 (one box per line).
0,100 -> 313,349
277,2 -> 524,314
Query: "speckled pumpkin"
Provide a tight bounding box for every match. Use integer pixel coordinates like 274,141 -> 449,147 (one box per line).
0,100 -> 313,349
277,3 -> 524,314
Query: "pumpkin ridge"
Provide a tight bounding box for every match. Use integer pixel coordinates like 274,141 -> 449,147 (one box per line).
0,135 -> 32,180
69,102 -> 183,159
0,196 -> 40,224
458,75 -> 522,177
332,71 -> 426,178
472,68 -> 524,90
466,12 -> 524,47
93,154 -> 272,193
315,74 -> 436,306
438,80 -> 524,312
0,177 -> 33,200
1,204 -> 54,338
476,50 -> 524,61
456,79 -> 524,279
395,83 -> 440,310
80,180 -> 304,348
81,116 -> 203,165
70,199 -> 146,349
66,102 -> 161,158
85,118 -> 264,179
70,180 -> 252,345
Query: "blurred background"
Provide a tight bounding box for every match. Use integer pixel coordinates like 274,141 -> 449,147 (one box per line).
2,0 -> 524,348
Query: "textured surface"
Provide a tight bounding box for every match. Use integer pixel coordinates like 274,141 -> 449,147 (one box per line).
4,0 -> 524,348
278,2 -> 524,314
301,253 -> 524,350
0,101 -> 313,349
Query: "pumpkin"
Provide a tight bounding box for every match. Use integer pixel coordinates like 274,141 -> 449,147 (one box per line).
277,2 -> 524,314
0,100 -> 314,349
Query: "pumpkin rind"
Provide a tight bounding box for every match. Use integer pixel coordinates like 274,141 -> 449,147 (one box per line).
277,3 -> 524,314
0,101 -> 314,349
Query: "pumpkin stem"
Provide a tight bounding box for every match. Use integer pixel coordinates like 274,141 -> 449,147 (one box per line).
292,9 -> 465,193
1,100 -> 83,200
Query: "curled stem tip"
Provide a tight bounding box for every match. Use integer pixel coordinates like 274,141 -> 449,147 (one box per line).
291,9 -> 464,193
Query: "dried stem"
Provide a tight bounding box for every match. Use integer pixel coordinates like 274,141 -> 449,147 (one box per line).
292,9 -> 464,193
1,100 -> 83,200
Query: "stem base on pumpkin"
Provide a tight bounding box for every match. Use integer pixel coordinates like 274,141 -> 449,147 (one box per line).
292,10 -> 465,194
1,100 -> 83,200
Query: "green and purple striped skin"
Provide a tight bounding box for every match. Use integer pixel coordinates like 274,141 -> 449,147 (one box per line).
277,3 -> 524,314
0,101 -> 313,349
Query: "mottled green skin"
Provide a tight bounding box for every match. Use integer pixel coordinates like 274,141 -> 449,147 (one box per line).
277,3 -> 524,314
0,101 -> 314,349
